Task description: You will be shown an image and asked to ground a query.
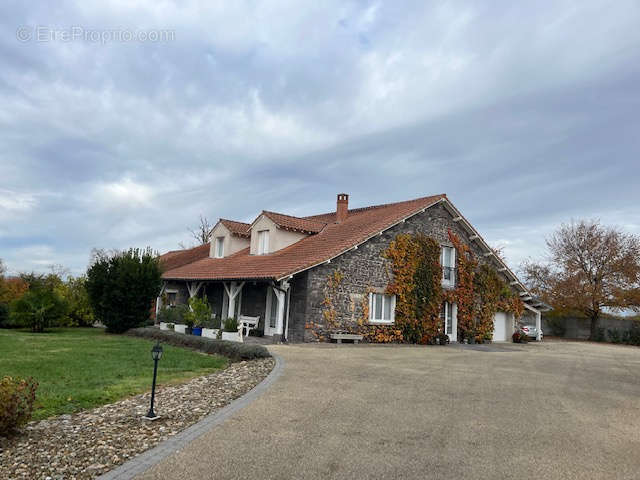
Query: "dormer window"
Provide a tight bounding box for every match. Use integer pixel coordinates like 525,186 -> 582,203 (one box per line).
214,236 -> 225,258
258,230 -> 269,255
441,246 -> 456,286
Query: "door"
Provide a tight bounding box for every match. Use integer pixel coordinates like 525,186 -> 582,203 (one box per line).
493,312 -> 508,342
264,288 -> 279,336
441,302 -> 457,342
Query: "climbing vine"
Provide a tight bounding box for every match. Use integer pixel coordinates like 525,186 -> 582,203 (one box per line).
447,230 -> 525,342
355,286 -> 403,343
384,233 -> 443,344
321,269 -> 344,331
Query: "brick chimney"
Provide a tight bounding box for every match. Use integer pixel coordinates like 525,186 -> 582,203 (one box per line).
336,193 -> 349,223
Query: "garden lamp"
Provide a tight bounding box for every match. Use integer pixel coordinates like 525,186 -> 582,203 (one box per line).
145,341 -> 163,420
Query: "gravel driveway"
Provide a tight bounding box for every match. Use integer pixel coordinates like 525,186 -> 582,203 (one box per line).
136,341 -> 640,480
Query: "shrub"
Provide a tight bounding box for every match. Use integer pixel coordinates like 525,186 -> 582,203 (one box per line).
184,295 -> 212,327
223,317 -> 238,332
10,289 -> 67,332
86,248 -> 162,333
512,330 -> 528,343
0,376 -> 38,436
627,324 -> 640,346
594,327 -> 606,342
157,304 -> 188,324
607,328 -> 622,344
0,303 -> 8,328
126,328 -> 271,361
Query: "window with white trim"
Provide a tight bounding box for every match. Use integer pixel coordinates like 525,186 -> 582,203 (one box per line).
441,246 -> 456,286
440,301 -> 453,335
369,293 -> 396,323
258,230 -> 270,255
214,236 -> 224,258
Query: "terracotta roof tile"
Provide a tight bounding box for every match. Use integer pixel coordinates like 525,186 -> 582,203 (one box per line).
219,219 -> 251,238
158,243 -> 210,272
162,194 -> 445,281
260,211 -> 326,234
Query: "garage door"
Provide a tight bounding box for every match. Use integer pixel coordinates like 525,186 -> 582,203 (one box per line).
493,312 -> 509,342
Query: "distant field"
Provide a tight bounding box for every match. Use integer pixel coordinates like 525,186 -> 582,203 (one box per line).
0,328 -> 227,420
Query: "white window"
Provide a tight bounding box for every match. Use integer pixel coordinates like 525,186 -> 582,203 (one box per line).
369,293 -> 396,324
441,246 -> 456,286
258,230 -> 270,255
440,302 -> 453,335
214,236 -> 224,258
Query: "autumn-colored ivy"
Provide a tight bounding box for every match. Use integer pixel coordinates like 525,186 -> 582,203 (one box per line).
384,233 -> 443,344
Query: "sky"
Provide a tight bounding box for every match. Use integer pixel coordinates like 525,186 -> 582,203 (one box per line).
1,1 -> 639,277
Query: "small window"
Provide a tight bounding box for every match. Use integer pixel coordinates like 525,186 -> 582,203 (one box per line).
441,246 -> 456,285
214,236 -> 224,258
369,293 -> 395,324
440,302 -> 453,335
258,230 -> 270,255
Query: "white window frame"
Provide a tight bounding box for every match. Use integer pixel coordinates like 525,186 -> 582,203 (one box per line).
441,245 -> 456,286
441,301 -> 453,335
214,236 -> 225,258
258,230 -> 270,255
368,293 -> 396,324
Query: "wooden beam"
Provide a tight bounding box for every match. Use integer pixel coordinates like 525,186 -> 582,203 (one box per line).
498,267 -> 507,272
469,235 -> 479,241
452,216 -> 462,222
510,281 -> 519,286
483,252 -> 493,257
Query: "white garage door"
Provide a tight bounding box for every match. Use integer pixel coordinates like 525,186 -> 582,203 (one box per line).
493,312 -> 509,342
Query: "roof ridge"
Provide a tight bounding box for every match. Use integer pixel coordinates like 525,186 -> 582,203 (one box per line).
303,193 -> 447,219
262,210 -> 326,225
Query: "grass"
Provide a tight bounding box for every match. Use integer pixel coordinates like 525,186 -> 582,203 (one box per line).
0,327 -> 227,420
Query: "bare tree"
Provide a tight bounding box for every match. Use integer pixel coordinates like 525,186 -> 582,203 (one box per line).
522,219 -> 640,340
188,215 -> 214,246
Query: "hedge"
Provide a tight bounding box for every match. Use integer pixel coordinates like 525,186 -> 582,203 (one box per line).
126,328 -> 271,362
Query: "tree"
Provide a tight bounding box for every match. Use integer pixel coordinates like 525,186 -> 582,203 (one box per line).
60,276 -> 94,327
188,215 -> 214,245
86,248 -> 162,333
10,288 -> 67,332
522,220 -> 640,340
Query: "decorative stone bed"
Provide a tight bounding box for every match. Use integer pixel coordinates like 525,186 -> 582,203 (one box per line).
0,358 -> 274,480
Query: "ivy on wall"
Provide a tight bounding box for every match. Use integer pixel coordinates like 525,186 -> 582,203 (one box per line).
316,230 -> 524,344
384,233 -> 444,344
447,230 -> 525,342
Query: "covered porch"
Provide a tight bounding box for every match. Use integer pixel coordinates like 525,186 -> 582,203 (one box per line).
156,278 -> 292,341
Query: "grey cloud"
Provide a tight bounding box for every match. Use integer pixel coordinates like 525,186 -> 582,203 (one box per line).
0,0 -> 639,276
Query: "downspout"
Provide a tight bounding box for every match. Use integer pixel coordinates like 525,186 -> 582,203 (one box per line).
284,285 -> 291,343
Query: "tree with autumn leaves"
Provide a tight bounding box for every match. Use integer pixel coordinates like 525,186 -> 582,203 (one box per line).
522,220 -> 640,341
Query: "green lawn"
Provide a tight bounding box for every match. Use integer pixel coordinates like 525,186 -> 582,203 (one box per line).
0,328 -> 227,420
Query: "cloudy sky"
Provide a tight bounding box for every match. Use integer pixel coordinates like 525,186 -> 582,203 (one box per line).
1,1 -> 639,277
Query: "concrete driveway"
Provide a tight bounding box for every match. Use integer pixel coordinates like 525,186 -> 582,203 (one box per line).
137,341 -> 640,480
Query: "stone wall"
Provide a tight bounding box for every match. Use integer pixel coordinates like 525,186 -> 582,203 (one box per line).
287,202 -> 511,342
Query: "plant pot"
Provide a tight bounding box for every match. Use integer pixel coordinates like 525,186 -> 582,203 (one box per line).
221,331 -> 242,343
174,324 -> 187,334
202,328 -> 219,339
192,327 -> 202,336
159,322 -> 169,331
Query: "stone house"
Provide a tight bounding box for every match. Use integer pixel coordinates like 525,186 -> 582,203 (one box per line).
157,193 -> 545,342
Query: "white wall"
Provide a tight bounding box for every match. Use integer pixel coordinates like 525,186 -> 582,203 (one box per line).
209,223 -> 250,258
249,215 -> 308,255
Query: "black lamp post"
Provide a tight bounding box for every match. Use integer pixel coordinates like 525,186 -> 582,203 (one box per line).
145,341 -> 163,420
